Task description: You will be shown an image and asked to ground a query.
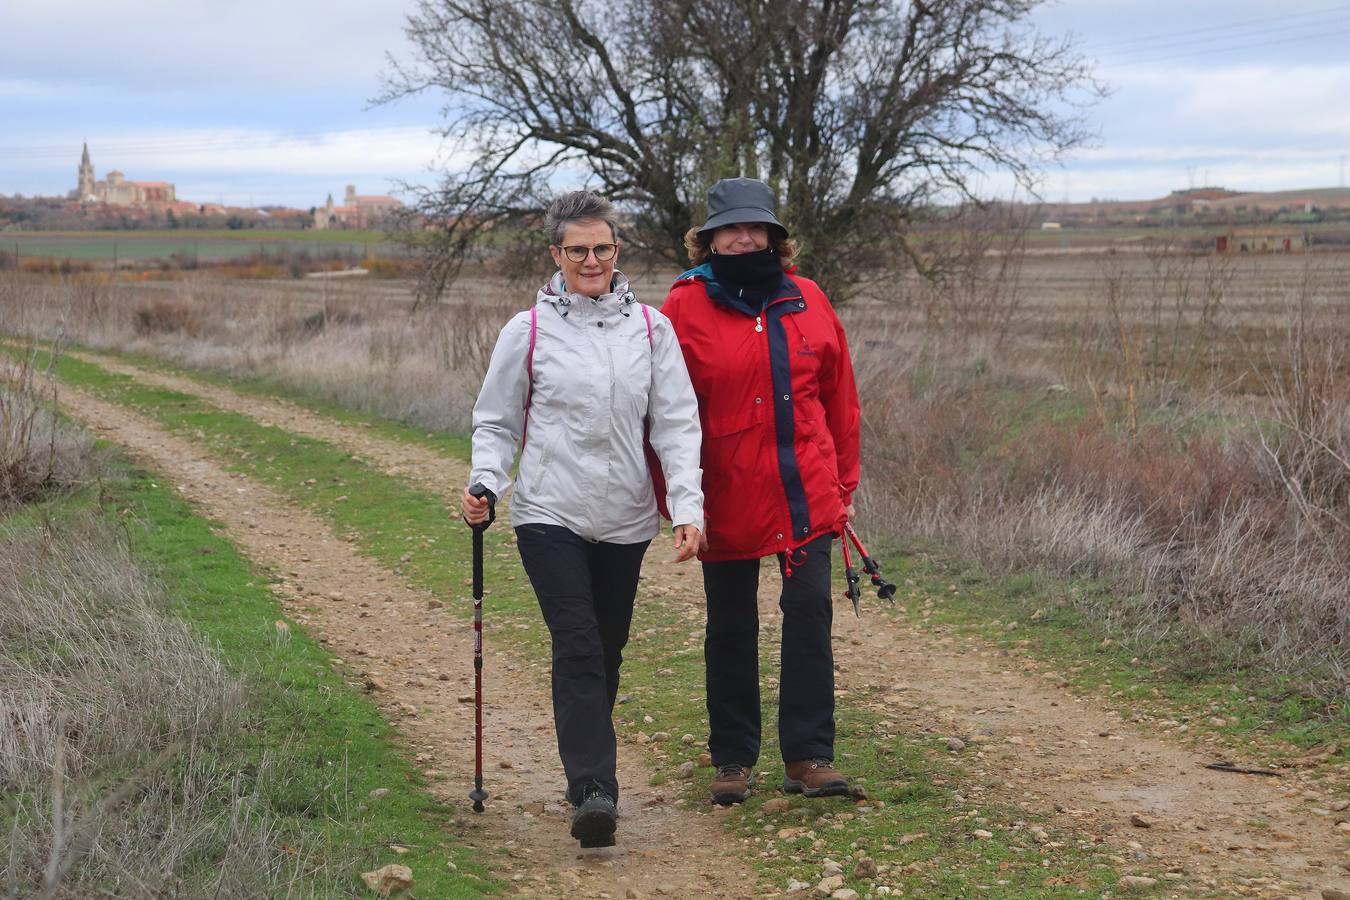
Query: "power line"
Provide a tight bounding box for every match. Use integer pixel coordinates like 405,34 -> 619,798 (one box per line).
1116,25 -> 1350,65
1086,3 -> 1350,52
1095,12 -> 1350,60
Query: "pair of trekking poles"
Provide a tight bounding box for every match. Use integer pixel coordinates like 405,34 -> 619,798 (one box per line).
460,484 -> 893,813
840,521 -> 898,617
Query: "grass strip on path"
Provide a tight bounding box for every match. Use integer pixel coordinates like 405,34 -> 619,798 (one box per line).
27,346 -> 1130,897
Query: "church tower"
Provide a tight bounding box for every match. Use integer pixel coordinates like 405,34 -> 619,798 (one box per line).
77,143 -> 95,200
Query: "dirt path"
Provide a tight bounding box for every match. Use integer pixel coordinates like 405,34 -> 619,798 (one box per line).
67,349 -> 1350,897
826,608 -> 1350,897
52,381 -> 755,899
63,349 -> 463,497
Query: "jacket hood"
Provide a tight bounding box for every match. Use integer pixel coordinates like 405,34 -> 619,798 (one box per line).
537,269 -> 637,318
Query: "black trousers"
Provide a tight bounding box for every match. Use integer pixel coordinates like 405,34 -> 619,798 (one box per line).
703,533 -> 835,768
515,523 -> 650,805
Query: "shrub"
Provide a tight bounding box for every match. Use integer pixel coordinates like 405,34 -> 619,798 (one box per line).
132,297 -> 201,336
0,349 -> 104,509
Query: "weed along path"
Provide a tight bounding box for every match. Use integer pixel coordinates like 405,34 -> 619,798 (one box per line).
45,347 -> 1350,897
47,381 -> 755,899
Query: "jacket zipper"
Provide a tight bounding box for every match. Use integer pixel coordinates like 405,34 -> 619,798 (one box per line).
755,315 -> 763,333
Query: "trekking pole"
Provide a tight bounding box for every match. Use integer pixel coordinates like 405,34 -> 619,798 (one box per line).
843,522 -> 898,602
840,531 -> 863,618
465,484 -> 496,813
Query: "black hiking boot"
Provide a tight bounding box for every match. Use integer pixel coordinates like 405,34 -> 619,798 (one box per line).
570,783 -> 617,849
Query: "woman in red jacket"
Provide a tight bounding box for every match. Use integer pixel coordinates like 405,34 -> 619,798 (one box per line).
661,177 -> 861,806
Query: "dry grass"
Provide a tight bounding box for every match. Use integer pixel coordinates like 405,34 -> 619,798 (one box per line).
1,346 -> 105,510
0,254 -> 1346,696
0,272 -> 519,433
850,261 -> 1350,696
0,518 -> 312,898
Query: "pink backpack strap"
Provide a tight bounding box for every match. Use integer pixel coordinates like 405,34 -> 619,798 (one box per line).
522,306 -> 537,446
640,304 -> 653,346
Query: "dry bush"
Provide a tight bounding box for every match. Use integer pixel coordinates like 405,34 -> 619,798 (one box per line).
273,300 -> 365,344
912,202 -> 1031,352
1062,240 -> 1235,435
0,519 -> 313,898
363,255 -> 419,279
1,348 -> 105,509
18,259 -> 95,276
855,332 -> 1350,695
131,297 -> 201,336
1252,290 -> 1350,540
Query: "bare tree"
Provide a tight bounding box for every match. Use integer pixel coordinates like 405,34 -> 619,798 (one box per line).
381,0 -> 1101,301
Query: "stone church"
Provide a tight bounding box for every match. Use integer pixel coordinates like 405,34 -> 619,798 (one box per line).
74,143 -> 177,206
313,185 -> 403,230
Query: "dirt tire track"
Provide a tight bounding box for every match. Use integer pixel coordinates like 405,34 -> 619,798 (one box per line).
69,349 -> 1350,897
52,380 -> 756,899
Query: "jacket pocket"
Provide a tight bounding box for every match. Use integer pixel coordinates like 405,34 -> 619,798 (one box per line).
703,402 -> 768,439
798,415 -> 840,482
517,429 -> 559,499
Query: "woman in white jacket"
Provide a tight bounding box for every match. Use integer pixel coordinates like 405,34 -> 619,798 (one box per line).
460,190 -> 704,849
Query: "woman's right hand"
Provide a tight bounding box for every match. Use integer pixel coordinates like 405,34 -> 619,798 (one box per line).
461,487 -> 491,526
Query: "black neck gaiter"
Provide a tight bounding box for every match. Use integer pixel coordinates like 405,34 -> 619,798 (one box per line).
708,248 -> 784,310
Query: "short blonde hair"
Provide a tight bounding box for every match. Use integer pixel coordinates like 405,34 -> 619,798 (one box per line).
683,226 -> 799,268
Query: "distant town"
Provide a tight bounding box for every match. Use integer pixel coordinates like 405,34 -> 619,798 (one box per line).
2,144 -> 1349,243
0,144 -> 405,232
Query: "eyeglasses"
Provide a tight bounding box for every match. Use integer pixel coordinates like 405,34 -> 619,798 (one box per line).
558,243 -> 618,263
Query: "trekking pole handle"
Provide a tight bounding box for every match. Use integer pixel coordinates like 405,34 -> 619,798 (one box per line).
845,521 -> 897,603
466,483 -> 496,530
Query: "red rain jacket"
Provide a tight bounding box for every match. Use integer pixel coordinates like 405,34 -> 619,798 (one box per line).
661,267 -> 860,562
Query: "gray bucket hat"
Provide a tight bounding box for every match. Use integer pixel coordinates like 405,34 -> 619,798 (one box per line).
697,177 -> 788,237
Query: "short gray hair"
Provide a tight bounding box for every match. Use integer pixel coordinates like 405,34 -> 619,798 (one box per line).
543,191 -> 618,246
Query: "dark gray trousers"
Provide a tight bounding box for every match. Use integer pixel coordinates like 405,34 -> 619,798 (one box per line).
515,523 -> 650,805
702,533 -> 835,767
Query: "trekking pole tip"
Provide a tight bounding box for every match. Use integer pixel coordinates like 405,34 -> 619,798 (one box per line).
469,787 -> 488,812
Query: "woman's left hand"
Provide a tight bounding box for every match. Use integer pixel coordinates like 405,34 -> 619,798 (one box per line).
845,503 -> 856,520
672,524 -> 702,562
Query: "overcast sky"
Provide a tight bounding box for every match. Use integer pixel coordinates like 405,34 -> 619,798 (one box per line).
1,0 -> 1347,207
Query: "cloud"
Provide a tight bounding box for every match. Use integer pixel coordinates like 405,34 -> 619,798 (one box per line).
0,79 -> 57,100
97,126 -> 455,175
1103,62 -> 1350,141
0,0 -> 415,91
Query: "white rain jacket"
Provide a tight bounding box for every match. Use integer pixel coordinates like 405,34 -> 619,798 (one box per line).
469,270 -> 704,543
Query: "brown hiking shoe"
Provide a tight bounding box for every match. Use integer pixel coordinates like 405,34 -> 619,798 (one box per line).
710,764 -> 754,805
782,758 -> 850,797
